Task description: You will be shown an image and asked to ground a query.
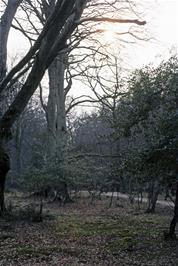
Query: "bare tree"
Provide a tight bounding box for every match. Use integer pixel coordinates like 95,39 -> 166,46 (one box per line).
0,0 -> 146,214
0,0 -> 22,214
13,0 -> 146,160
0,0 -> 87,214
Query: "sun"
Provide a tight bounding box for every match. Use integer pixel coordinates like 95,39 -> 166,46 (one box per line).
103,29 -> 116,42
102,24 -> 117,44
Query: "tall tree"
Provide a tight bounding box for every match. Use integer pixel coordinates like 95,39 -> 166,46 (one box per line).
0,0 -> 88,214
0,0 -> 146,214
17,0 -> 146,159
0,0 -> 22,214
40,1 -> 67,158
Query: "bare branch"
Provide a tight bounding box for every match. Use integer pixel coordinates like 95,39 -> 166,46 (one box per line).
78,16 -> 146,26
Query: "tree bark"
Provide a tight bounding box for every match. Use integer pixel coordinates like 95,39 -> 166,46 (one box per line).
168,181 -> 178,238
145,180 -> 159,213
0,145 -> 10,214
13,117 -> 23,180
63,182 -> 73,204
46,54 -> 67,158
0,0 -> 22,79
42,0 -> 67,159
0,0 -> 21,213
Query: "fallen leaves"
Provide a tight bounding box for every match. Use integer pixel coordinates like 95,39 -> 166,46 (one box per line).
0,196 -> 177,265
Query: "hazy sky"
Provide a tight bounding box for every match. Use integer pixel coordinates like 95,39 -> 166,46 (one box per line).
6,0 -> 178,113
129,0 -> 178,68
100,0 -> 178,69
7,0 -> 178,70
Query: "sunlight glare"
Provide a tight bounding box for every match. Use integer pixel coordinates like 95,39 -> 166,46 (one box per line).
102,24 -> 117,44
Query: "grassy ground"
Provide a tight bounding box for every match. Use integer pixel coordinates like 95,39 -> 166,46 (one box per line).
0,194 -> 177,265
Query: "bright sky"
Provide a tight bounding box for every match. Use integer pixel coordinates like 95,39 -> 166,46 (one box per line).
7,0 -> 178,69
70,0 -> 178,107
99,0 -> 178,70
6,0 -> 178,114
133,0 -> 178,66
124,0 -> 178,68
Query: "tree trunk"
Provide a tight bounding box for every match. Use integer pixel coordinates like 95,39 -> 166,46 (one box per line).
0,1 -> 21,212
167,181 -> 178,238
13,117 -> 23,182
146,180 -> 159,213
42,0 -> 67,158
109,190 -> 114,207
63,182 -> 73,204
0,145 -> 10,214
46,54 -> 67,158
0,0 -> 22,79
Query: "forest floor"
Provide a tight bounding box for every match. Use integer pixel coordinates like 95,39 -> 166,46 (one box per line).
0,193 -> 177,266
